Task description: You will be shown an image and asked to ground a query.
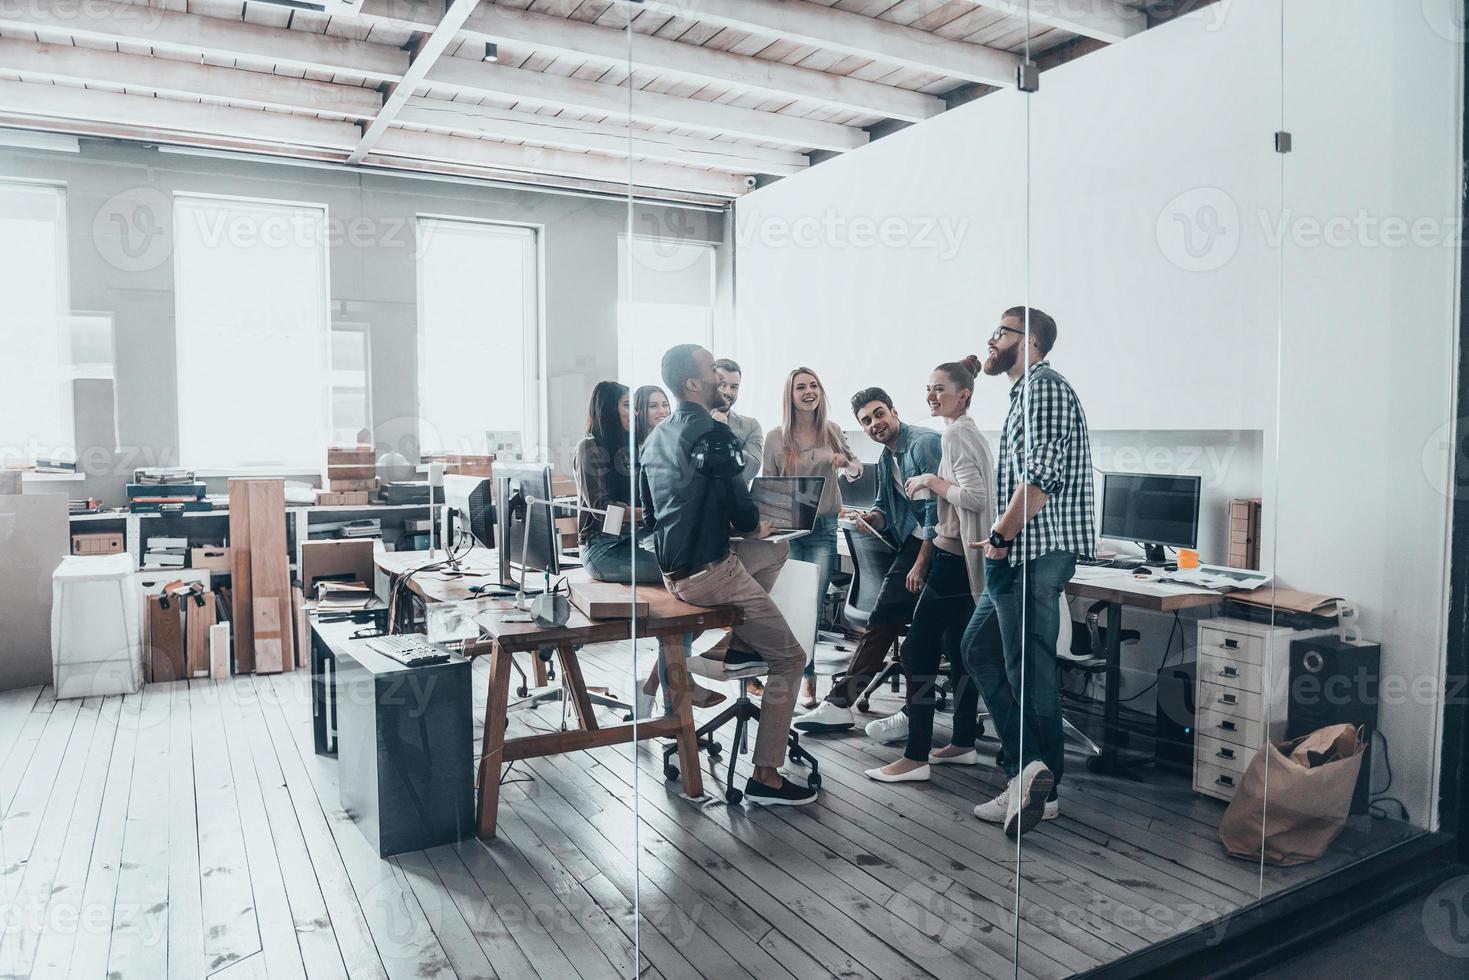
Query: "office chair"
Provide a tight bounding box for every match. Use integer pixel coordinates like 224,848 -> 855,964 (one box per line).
839,526 -> 915,712
1057,599 -> 1141,758
664,653 -> 821,805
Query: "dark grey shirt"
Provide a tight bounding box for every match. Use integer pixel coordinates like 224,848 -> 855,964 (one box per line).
638,401 -> 760,575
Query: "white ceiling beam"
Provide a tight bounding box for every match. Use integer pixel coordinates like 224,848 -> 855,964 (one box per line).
0,0 -> 408,79
372,128 -> 749,198
970,1 -> 1146,44
347,0 -> 481,164
426,58 -> 866,152
0,79 -> 747,198
627,0 -> 1021,86
0,38 -> 383,118
0,79 -> 362,148
400,97 -> 807,176
359,0 -> 943,122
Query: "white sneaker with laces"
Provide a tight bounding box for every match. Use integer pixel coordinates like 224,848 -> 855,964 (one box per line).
973,779 -> 1014,824
864,710 -> 909,744
1004,762 -> 1055,839
794,700 -> 855,733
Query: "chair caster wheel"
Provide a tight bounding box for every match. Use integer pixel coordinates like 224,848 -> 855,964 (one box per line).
808,774 -> 822,791
707,741 -> 722,758
726,789 -> 743,806
664,764 -> 680,782
856,699 -> 870,712
516,686 -> 528,698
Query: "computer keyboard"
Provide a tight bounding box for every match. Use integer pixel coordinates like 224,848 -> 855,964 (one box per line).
365,634 -> 450,667
1076,557 -> 1146,570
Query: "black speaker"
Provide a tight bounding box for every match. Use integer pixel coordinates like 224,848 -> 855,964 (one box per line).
1288,636 -> 1381,815
1154,660 -> 1197,772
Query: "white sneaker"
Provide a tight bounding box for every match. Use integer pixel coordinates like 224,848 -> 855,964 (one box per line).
973,780 -> 1013,824
1004,762 -> 1055,839
864,710 -> 909,744
794,701 -> 855,733
1043,798 -> 1059,821
928,747 -> 978,766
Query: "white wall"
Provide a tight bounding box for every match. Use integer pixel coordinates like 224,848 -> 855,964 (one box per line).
733,0 -> 1461,827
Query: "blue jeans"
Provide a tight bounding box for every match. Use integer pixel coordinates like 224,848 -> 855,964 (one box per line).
789,515 -> 838,680
961,551 -> 1076,788
580,534 -> 663,585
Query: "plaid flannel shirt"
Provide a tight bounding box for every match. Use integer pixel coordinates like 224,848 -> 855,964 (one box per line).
997,360 -> 1097,565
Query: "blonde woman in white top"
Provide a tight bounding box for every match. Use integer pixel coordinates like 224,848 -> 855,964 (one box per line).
867,360 -> 998,783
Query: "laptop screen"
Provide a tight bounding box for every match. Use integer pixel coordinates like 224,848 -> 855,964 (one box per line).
750,476 -> 826,531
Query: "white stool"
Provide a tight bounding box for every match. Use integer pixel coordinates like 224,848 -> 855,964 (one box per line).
51,553 -> 143,698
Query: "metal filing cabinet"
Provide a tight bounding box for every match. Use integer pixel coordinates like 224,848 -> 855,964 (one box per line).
1193,616 -> 1333,801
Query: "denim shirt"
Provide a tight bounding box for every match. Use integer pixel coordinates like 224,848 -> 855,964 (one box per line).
871,422 -> 942,548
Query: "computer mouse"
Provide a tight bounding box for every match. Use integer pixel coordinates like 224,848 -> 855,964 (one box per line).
1132,567 -> 1153,578
1164,562 -> 1178,572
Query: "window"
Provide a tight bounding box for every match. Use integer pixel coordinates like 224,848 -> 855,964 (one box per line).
617,236 -> 715,390
416,217 -> 539,456
173,194 -> 330,471
330,324 -> 372,446
0,181 -> 71,467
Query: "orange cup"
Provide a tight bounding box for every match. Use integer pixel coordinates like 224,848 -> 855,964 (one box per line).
1178,548 -> 1200,569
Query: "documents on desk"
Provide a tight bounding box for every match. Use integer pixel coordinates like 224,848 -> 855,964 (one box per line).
1070,563 -> 1271,598
1155,565 -> 1272,593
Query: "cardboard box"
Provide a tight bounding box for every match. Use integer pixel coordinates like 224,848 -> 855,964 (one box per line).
191,546 -> 231,572
300,538 -> 377,595
315,490 -> 370,507
72,531 -> 125,556
569,581 -> 649,620
324,464 -> 377,481
324,477 -> 379,493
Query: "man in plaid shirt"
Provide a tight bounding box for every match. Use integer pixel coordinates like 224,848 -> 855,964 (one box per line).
962,306 -> 1096,838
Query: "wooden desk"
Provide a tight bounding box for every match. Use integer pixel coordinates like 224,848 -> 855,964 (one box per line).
1066,568 -> 1219,774
375,548 -> 740,839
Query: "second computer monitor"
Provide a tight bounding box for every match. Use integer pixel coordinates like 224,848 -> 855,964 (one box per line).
443,474 -> 494,550
1099,472 -> 1201,565
493,462 -> 559,586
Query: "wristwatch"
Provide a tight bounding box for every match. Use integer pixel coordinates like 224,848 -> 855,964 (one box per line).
988,529 -> 1013,549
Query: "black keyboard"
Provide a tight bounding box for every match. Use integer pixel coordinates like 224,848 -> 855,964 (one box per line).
1076,557 -> 1146,570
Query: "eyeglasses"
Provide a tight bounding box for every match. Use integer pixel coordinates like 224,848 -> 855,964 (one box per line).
990,325 -> 1024,343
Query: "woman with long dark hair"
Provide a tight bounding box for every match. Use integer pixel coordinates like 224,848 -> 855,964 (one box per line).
634,384 -> 672,448
762,366 -> 862,707
573,381 -> 661,584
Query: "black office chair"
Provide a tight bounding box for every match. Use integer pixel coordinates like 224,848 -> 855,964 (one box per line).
840,526 -> 935,712
1055,599 -> 1141,758
663,651 -> 821,805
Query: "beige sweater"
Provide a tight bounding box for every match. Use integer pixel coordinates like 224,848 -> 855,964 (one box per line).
933,415 -> 996,602
762,422 -> 862,518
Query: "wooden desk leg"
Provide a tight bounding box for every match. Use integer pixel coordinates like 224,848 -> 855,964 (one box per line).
532,650 -> 549,687
558,642 -> 599,732
660,633 -> 704,799
477,642 -> 513,840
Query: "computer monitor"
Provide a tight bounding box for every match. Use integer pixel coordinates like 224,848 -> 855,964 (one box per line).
493,462 -> 559,589
443,474 -> 494,550
838,465 -> 878,511
1099,472 -> 1202,566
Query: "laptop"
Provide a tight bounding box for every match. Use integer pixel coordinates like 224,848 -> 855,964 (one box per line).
731,476 -> 825,544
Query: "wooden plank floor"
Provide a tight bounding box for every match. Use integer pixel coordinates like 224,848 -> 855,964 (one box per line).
0,643 -> 1420,979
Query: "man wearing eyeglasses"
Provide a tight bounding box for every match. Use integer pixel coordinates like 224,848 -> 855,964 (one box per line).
962,306 -> 1096,838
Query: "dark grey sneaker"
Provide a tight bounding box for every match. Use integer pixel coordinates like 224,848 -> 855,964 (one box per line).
1004,762 -> 1054,838
744,777 -> 818,806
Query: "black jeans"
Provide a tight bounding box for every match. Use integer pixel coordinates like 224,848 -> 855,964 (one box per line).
900,548 -> 980,763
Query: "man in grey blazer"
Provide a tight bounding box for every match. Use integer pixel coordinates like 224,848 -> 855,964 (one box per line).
711,357 -> 763,484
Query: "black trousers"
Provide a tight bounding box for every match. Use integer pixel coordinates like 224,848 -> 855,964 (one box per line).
900,548 -> 985,762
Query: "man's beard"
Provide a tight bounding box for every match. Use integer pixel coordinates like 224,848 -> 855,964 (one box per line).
719,390 -> 736,411
703,386 -> 727,411
984,346 -> 1017,376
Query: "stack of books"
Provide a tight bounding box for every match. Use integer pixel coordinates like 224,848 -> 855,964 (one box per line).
128,480 -> 210,513
315,582 -> 375,613
144,536 -> 189,569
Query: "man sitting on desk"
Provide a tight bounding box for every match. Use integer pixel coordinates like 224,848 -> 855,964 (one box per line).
794,386 -> 941,734
639,343 -> 818,806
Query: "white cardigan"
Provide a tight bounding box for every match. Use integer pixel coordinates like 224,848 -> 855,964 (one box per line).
934,415 -> 997,603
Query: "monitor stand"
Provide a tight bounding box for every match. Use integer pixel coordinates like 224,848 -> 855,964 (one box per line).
1142,543 -> 1170,567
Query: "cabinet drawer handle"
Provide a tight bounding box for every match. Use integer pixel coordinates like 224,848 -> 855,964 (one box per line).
1218,693 -> 1237,705
1216,774 -> 1235,787
1219,666 -> 1239,678
1223,638 -> 1240,650
1216,747 -> 1236,760
1220,720 -> 1237,732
